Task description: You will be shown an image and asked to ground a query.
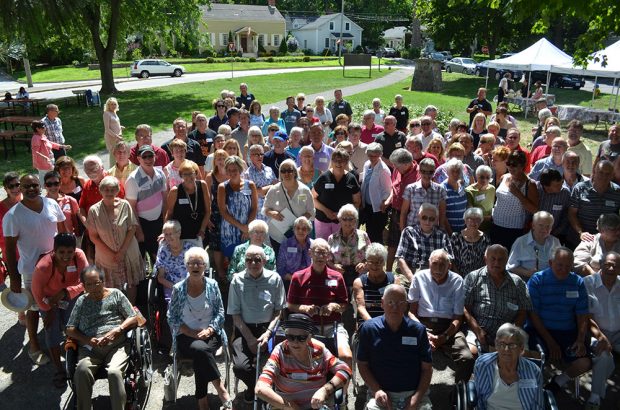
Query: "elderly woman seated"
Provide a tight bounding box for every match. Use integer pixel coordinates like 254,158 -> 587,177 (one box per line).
255,313 -> 352,410
574,213 -> 620,276
276,216 -> 313,288
507,211 -> 561,280
226,219 -> 276,280
473,323 -> 543,410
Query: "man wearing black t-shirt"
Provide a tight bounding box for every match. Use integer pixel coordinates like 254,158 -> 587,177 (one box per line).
161,118 -> 206,174
327,89 -> 353,130
466,88 -> 493,126
263,131 -> 295,178
374,116 -> 407,168
188,113 -> 217,158
236,83 -> 255,109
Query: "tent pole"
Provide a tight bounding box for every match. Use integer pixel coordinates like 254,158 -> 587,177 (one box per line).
591,76 -> 597,107
485,69 -> 488,89
614,78 -> 619,112
545,70 -> 551,95
525,71 -> 532,119
610,78 -> 617,110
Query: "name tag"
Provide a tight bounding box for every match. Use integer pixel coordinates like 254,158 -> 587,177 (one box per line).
260,290 -> 271,302
326,279 -> 338,287
520,379 -> 537,389
325,183 -> 335,189
242,189 -> 252,196
178,198 -> 189,205
605,200 -> 615,207
339,104 -> 345,109
506,302 -> 518,311
67,266 -> 77,272
552,204 -> 562,211
566,291 -> 579,298
475,194 -> 486,202
319,157 -> 329,163
298,194 -> 307,201
206,138 -> 213,143
401,111 -> 405,115
287,247 -> 298,253
290,372 -> 308,380
402,336 -> 417,345
395,142 -> 402,148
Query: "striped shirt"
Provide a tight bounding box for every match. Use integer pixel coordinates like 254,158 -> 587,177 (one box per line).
569,180 -> 620,234
258,339 -> 351,409
536,182 -> 570,234
124,166 -> 167,221
358,272 -> 395,321
442,180 -> 467,232
41,115 -> 65,144
474,353 -> 543,410
403,181 -> 447,227
527,268 -> 588,331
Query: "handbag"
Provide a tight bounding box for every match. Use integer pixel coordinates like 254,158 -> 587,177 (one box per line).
282,189 -> 298,239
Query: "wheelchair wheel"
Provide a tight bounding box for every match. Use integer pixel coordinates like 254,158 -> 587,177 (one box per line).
125,327 -> 153,409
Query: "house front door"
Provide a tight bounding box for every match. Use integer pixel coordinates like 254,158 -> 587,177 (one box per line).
241,36 -> 248,52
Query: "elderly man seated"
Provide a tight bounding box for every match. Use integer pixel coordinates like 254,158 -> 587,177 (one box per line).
574,214 -> 620,276
464,244 -> 532,352
409,249 -> 474,382
227,245 -> 285,405
473,323 -> 543,409
396,202 -> 454,289
507,211 -> 561,280
526,247 -> 591,394
357,284 -> 433,410
66,266 -> 138,410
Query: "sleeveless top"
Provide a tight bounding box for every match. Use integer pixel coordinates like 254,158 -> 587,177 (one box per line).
492,178 -> 528,229
173,182 -> 206,240
359,272 -> 395,322
63,178 -> 83,203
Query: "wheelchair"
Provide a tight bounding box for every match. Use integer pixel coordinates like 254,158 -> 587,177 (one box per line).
65,323 -> 153,410
146,269 -> 170,350
455,379 -> 559,410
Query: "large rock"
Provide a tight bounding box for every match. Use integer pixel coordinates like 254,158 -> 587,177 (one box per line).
411,59 -> 443,92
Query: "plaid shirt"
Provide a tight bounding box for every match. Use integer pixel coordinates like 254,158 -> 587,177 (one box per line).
464,267 -> 532,340
395,225 -> 453,270
403,181 -> 447,227
42,116 -> 65,144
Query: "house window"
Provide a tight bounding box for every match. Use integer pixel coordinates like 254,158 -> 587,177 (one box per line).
209,33 -> 215,47
345,22 -> 350,31
273,34 -> 280,47
258,34 -> 265,47
325,38 -> 330,48
220,33 -> 228,47
329,21 -> 334,30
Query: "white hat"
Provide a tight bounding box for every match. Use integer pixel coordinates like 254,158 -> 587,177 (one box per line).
1,288 -> 35,312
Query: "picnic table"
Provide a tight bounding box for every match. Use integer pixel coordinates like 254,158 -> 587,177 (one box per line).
72,89 -> 88,106
5,98 -> 46,116
557,105 -> 620,130
0,129 -> 32,159
0,115 -> 41,131
503,94 -> 555,118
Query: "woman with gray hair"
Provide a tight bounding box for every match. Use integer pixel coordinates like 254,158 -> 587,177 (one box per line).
473,323 -> 543,409
263,159 -> 315,254
352,243 -> 399,322
574,213 -> 620,275
465,165 -> 495,232
107,140 -> 136,184
360,142 -> 392,243
226,219 -> 276,280
276,216 -> 313,289
450,207 -> 490,275
154,220 -> 193,303
87,176 -> 142,303
441,158 -> 468,234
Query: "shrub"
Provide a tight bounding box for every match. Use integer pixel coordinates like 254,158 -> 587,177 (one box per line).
302,48 -> 315,56
205,57 -> 215,63
354,45 -> 364,54
266,57 -> 274,63
287,36 -> 299,53
321,48 -> 333,56
409,47 -> 421,59
72,60 -> 81,67
249,57 -> 257,63
302,56 -> 310,62
258,43 -> 266,54
278,39 -> 288,56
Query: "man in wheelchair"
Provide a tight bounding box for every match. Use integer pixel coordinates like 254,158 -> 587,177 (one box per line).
65,266 -> 139,410
255,313 -> 351,409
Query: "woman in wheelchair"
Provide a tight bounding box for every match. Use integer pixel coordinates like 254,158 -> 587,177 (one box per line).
167,246 -> 232,410
65,266 -> 139,410
154,219 -> 193,303
255,313 -> 351,410
473,323 -> 543,410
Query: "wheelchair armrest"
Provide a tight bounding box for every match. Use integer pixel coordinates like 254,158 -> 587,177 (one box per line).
544,389 -> 558,410
334,388 -> 343,405
65,338 -> 79,381
466,380 -> 477,406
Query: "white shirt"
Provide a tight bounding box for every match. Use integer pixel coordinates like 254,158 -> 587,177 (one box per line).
486,362 -> 523,410
584,272 -> 620,333
507,232 -> 561,273
417,131 -> 443,151
182,289 -> 214,330
408,269 -> 464,319
2,197 -> 65,276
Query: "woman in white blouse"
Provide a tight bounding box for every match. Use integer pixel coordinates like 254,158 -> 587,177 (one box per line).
103,97 -> 124,167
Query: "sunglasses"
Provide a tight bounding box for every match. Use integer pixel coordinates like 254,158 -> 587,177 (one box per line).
420,215 -> 436,222
141,154 -> 155,159
245,257 -> 263,264
23,183 -> 40,189
340,216 -> 356,222
280,169 -> 295,174
7,182 -> 20,189
410,124 -> 421,128
45,181 -> 61,187
285,333 -> 308,343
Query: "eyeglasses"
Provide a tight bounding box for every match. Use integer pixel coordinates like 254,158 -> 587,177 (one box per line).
410,123 -> 421,128
340,216 -> 356,222
141,154 -> 155,159
420,215 -> 436,222
23,183 -> 40,189
285,333 -> 308,342
6,182 -> 20,189
45,181 -> 61,187
312,250 -> 329,256
84,280 -> 103,287
251,153 -> 264,157
187,261 -> 206,267
280,169 -> 295,174
245,257 -> 263,264
385,300 -> 408,308
496,342 -> 520,351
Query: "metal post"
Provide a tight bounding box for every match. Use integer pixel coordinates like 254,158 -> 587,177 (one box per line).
338,0 -> 345,66
524,71 -> 532,119
614,77 -> 620,112
609,78 -> 616,110
591,76 -> 597,107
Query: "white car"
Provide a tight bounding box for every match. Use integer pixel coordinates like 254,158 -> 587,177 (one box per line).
444,57 -> 477,74
130,59 -> 185,78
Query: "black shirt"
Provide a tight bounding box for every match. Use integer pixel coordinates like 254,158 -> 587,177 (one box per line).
263,150 -> 295,178
327,99 -> 353,129
467,98 -> 492,126
208,114 -> 228,132
236,93 -> 255,110
161,137 -> 206,166
313,171 -> 360,223
388,106 -> 410,131
375,130 -> 407,162
188,128 -> 217,157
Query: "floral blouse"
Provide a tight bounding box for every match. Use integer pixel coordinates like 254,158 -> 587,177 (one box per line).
243,164 -> 276,221
154,241 -> 193,301
226,240 -> 277,280
328,229 -> 371,267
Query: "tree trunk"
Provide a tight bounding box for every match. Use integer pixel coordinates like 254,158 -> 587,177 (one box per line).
411,0 -> 423,48
23,57 -> 33,88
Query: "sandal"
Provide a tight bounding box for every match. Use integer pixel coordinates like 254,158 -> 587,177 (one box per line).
221,399 -> 233,410
28,350 -> 50,366
52,371 -> 67,389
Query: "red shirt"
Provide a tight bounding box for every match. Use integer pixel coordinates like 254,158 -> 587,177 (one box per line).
78,172 -> 125,213
530,145 -> 551,166
129,144 -> 170,167
391,161 -> 420,210
360,124 -> 384,144
287,265 -> 348,324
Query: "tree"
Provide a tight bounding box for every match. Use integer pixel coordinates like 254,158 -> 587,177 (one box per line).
0,0 -> 208,94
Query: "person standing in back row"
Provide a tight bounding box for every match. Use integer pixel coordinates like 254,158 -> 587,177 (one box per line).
328,89 -> 353,130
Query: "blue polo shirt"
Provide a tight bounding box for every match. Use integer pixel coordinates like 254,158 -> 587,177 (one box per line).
527,268 -> 588,331
356,315 -> 431,392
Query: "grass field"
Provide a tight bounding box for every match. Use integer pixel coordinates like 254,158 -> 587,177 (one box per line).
1,69 -> 390,175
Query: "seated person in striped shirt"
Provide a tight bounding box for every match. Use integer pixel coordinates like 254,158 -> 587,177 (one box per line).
255,313 -> 351,410
352,243 -> 399,323
473,323 -> 543,410
525,247 -> 591,394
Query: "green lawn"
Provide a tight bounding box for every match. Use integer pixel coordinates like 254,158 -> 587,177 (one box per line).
1,69 -> 389,175
13,57 -> 394,83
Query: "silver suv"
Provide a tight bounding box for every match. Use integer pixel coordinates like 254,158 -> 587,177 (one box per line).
130,59 -> 185,78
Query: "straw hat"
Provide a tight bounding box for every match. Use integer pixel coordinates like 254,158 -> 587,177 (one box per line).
1,288 -> 35,312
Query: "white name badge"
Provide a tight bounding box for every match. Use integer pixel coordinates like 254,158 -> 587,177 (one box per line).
67,266 -> 77,272
325,183 -> 335,189
326,279 -> 338,287
319,157 -> 329,163
395,142 -> 402,148
506,302 -> 518,311
519,379 -> 537,389
402,336 -> 417,345
566,290 -> 579,298
298,194 -> 307,201
207,138 -> 213,143
260,290 -> 271,302
605,200 -> 615,207
242,190 -> 252,196
475,194 -> 486,202
552,204 -> 563,211
178,198 -> 190,205
401,111 -> 405,115
290,372 -> 308,380
287,247 -> 298,253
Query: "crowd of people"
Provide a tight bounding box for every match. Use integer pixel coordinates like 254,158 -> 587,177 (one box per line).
1,80 -> 619,410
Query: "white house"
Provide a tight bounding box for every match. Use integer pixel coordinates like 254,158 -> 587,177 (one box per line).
291,13 -> 363,54
383,26 -> 408,49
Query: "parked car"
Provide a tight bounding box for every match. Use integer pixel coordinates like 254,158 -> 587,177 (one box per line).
376,47 -> 397,58
528,71 -> 585,90
130,59 -> 185,78
474,60 -> 523,81
444,57 -> 477,74
438,51 -> 453,60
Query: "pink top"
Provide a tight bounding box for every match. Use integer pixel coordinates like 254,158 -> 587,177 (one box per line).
31,133 -> 61,171
31,248 -> 88,311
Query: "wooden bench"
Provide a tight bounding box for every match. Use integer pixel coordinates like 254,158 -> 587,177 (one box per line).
0,130 -> 32,159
